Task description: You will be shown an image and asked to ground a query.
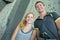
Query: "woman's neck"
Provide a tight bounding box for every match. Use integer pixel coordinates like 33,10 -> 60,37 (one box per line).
26,23 -> 32,28
22,23 -> 32,33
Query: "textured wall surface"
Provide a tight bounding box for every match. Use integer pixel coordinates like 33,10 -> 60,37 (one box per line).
0,0 -> 30,40
0,0 -> 6,11
0,0 -> 17,39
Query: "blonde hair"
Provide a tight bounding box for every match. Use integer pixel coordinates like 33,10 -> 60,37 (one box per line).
19,12 -> 34,28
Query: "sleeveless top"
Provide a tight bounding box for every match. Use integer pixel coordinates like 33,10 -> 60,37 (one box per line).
15,28 -> 33,40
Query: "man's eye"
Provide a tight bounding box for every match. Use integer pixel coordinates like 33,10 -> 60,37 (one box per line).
40,4 -> 42,6
31,17 -> 33,18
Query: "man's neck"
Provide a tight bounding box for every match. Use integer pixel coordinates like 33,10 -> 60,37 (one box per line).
39,11 -> 47,19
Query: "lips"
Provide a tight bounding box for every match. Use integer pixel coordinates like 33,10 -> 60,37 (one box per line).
27,19 -> 32,22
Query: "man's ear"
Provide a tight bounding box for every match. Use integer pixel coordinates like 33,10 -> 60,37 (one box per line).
3,0 -> 14,4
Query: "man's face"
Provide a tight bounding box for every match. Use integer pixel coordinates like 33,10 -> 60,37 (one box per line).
35,3 -> 45,13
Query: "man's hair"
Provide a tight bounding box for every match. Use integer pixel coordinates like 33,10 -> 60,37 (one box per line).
35,1 -> 45,8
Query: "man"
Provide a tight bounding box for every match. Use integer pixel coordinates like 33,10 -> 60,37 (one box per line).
34,1 -> 60,40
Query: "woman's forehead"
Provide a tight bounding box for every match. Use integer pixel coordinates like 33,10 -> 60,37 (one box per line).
27,14 -> 34,16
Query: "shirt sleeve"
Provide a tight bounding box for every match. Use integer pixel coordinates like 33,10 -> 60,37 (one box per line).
34,22 -> 39,31
52,12 -> 60,22
34,21 -> 38,28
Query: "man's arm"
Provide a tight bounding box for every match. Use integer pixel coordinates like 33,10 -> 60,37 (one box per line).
30,28 -> 40,40
34,21 -> 40,40
55,17 -> 60,30
30,29 -> 36,40
52,12 -> 60,30
36,28 -> 40,40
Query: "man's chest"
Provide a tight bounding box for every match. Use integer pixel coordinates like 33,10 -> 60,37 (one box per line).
36,16 -> 57,30
36,16 -> 54,25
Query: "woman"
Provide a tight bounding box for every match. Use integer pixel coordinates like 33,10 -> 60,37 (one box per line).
11,12 -> 38,40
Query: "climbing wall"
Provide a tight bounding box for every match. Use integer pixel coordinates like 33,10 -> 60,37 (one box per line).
0,0 -> 30,40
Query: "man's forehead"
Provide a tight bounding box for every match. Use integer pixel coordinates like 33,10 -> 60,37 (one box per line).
36,2 -> 44,6
37,2 -> 43,4
35,2 -> 45,7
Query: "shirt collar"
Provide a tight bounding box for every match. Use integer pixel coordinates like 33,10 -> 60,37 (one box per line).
37,12 -> 50,20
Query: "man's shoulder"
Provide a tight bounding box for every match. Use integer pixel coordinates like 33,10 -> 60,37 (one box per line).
34,19 -> 37,23
34,17 -> 41,25
34,18 -> 39,22
34,18 -> 38,25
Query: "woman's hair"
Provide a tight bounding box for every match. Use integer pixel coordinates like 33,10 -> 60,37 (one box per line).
35,1 -> 45,8
19,12 -> 34,28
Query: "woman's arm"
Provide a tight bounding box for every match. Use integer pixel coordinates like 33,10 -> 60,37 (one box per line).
30,28 -> 40,40
11,25 -> 20,40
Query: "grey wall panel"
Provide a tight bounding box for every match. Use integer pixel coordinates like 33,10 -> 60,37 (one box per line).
1,0 -> 30,40
4,0 -> 14,3
0,1 -> 16,39
0,0 -> 6,11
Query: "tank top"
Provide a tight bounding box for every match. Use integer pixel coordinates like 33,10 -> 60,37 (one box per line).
15,28 -> 33,40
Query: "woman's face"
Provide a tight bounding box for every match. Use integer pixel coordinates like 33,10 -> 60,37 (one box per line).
26,14 -> 34,24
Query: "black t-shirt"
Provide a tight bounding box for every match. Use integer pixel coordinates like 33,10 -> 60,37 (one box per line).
34,12 -> 60,39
